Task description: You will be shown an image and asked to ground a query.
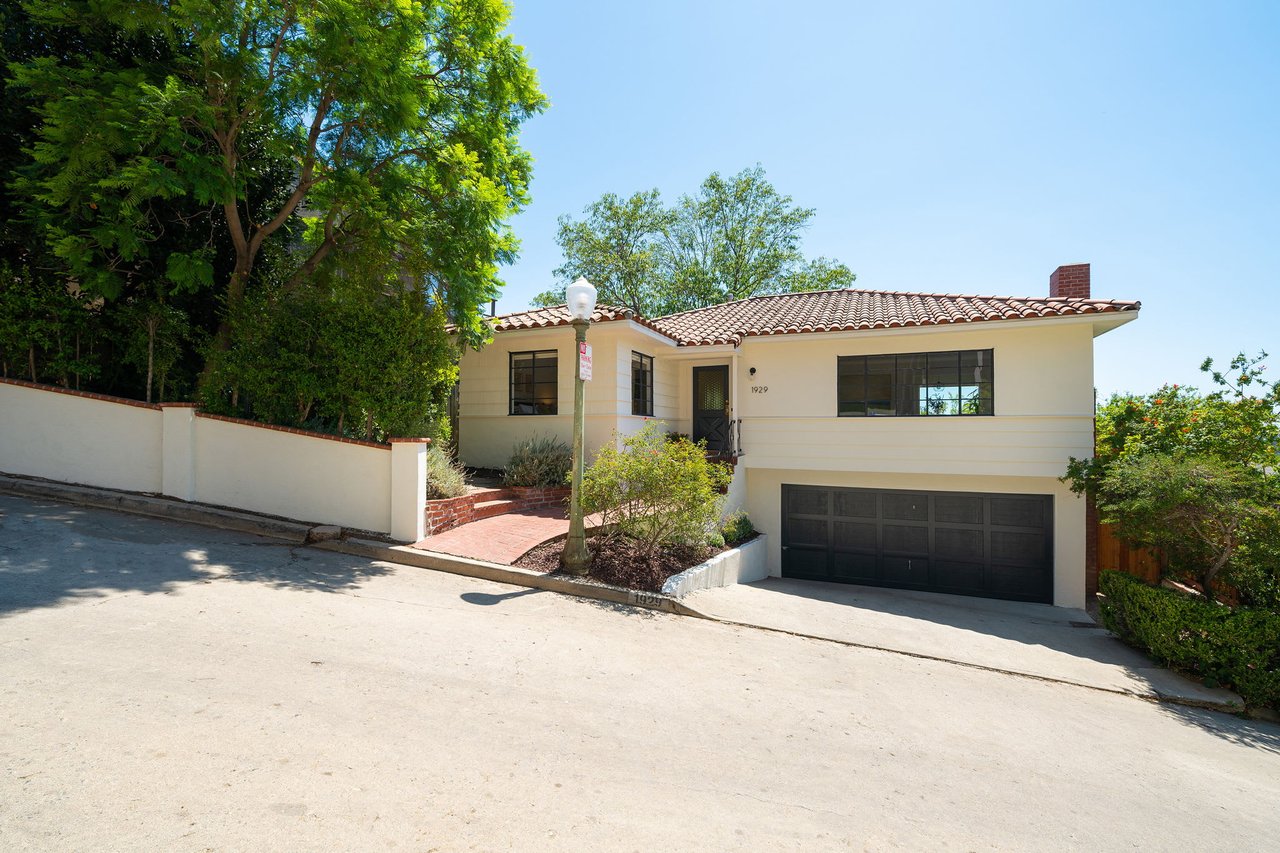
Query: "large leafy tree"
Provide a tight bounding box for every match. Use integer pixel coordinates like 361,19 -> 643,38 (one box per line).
13,0 -> 546,364
1064,352 -> 1280,603
534,166 -> 854,316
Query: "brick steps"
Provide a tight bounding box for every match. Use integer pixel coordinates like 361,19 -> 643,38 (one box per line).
471,498 -> 518,521
423,485 -> 571,537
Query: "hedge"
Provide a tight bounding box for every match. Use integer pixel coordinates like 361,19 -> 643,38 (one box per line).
1099,571 -> 1280,710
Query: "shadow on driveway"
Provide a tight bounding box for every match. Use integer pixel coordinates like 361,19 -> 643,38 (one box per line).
0,495 -> 391,618
684,577 -> 1247,712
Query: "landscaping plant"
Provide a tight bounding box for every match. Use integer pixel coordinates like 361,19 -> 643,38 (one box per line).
581,423 -> 732,558
425,444 -> 468,500
1100,571 -> 1280,710
1064,352 -> 1280,605
502,436 -> 572,488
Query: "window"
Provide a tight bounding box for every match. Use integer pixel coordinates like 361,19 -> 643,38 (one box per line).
632,352 -> 654,416
510,350 -> 558,415
838,349 -> 993,416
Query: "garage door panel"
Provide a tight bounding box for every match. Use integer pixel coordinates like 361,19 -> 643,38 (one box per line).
882,524 -> 928,555
990,530 -> 1047,565
881,556 -> 930,586
934,527 -> 983,562
934,494 -> 983,525
781,485 -> 1053,604
834,520 -> 877,551
882,493 -> 929,521
784,547 -> 830,578
933,560 -> 986,591
990,497 -> 1046,529
831,552 -> 878,581
833,490 -> 877,519
787,517 -> 828,548
788,487 -> 829,516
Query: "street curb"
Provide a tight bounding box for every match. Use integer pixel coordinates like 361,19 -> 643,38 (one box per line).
312,538 -> 705,618
0,474 -> 312,544
0,475 -> 1258,719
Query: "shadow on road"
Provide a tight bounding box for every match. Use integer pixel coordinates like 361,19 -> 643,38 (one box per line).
460,588 -> 545,606
0,495 -> 391,617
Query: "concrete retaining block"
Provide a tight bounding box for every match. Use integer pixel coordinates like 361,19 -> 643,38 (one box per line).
661,535 -> 768,598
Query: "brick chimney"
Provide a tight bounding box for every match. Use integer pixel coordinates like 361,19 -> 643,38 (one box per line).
1049,263 -> 1090,299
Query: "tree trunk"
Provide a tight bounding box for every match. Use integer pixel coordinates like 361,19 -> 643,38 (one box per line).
28,346 -> 37,383
145,315 -> 158,404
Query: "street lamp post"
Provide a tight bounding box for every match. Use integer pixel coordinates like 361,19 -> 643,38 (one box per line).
561,277 -> 597,575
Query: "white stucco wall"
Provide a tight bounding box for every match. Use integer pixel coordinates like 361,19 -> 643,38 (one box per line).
0,380 -> 163,493
192,415 -> 392,534
0,381 -> 422,538
734,319 -> 1097,476
456,321 -> 681,469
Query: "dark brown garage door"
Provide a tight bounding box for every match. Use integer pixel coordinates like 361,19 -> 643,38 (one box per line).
781,486 -> 1053,603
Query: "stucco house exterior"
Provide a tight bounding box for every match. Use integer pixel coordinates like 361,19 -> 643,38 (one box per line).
455,263 -> 1139,609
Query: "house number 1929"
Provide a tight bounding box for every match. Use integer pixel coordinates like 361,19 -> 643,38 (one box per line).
751,386 -> 769,394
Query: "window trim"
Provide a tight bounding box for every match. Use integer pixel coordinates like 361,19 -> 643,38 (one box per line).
631,351 -> 654,417
509,349 -> 558,416
837,349 -> 994,417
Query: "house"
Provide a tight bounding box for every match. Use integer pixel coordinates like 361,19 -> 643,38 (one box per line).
455,263 -> 1139,608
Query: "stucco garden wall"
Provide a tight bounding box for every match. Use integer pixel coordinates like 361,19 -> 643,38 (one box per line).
0,379 -> 427,540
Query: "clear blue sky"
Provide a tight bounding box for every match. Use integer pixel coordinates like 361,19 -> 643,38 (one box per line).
498,0 -> 1278,399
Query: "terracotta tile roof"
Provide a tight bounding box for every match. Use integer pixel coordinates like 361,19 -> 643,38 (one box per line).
648,288 -> 1141,346
488,304 -> 679,340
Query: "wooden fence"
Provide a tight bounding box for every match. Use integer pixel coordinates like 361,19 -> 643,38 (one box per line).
1096,522 -> 1165,584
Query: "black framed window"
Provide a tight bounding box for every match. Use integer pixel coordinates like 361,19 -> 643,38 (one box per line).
838,349 -> 993,416
510,350 -> 558,415
632,352 -> 654,416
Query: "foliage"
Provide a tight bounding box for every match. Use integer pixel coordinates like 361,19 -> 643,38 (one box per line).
202,268 -> 456,441
721,511 -> 756,546
425,444 -> 468,500
1063,352 -> 1280,604
1092,455 -> 1275,599
10,0 -> 546,383
1100,571 -> 1280,710
117,299 -> 195,403
0,262 -> 99,386
532,166 -> 854,316
502,435 -> 571,488
580,424 -> 731,557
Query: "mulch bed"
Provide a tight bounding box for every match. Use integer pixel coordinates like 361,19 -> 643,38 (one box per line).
515,535 -> 726,593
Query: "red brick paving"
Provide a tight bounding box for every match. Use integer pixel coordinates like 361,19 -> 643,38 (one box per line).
411,506 -> 601,565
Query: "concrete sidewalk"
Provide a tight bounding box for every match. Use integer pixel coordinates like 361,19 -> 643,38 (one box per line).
683,578 -> 1244,710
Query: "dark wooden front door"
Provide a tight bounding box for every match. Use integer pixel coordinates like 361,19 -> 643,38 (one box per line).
692,365 -> 730,452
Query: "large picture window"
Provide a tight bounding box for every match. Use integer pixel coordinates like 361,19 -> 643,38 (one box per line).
632,352 -> 654,416
510,350 -> 558,415
838,349 -> 993,416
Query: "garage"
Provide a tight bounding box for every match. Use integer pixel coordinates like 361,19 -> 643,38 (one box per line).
781,485 -> 1054,603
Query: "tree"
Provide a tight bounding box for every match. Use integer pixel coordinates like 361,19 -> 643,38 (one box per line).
13,0 -> 546,370
547,190 -> 674,316
1063,351 -> 1280,603
535,166 -> 853,316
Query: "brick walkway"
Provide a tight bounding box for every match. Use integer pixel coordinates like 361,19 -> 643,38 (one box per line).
411,507 -> 600,565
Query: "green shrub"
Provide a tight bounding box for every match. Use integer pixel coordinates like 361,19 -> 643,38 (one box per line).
581,423 -> 731,557
425,444 -> 468,499
1099,571 -> 1280,710
721,511 -> 755,545
502,435 -> 572,488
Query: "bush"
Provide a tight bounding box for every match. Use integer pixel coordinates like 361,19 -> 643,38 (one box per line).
581,422 -> 731,557
502,435 -> 572,488
1099,571 -> 1280,710
425,444 -> 468,499
721,511 -> 755,545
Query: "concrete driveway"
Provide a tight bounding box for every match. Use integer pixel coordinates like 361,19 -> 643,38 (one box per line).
683,578 -> 1242,707
2,494 -> 1279,851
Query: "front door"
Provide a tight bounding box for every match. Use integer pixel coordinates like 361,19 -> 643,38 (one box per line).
692,365 -> 730,453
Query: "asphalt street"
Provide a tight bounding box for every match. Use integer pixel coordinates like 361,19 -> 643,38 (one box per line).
2,493 -> 1278,851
